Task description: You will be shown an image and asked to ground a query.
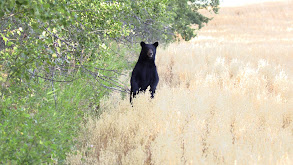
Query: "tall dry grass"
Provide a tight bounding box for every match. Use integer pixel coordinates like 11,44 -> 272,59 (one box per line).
66,1 -> 293,164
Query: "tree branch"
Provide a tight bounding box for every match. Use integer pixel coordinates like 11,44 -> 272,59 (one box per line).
28,71 -> 80,83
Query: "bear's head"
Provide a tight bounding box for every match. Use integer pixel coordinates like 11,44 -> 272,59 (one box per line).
139,41 -> 159,61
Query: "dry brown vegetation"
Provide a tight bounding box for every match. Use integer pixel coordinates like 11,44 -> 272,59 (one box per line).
66,1 -> 293,164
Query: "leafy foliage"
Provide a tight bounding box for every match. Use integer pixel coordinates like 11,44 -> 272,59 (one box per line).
0,0 -> 218,163
0,78 -> 97,164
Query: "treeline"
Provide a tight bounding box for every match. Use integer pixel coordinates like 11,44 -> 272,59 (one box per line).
0,0 -> 219,163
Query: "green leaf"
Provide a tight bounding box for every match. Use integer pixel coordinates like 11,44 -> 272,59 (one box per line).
2,35 -> 8,45
7,41 -> 13,46
57,39 -> 61,47
56,47 -> 60,54
0,11 -> 4,18
44,3 -> 50,9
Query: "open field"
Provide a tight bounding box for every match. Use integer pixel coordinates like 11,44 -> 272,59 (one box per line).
67,1 -> 293,164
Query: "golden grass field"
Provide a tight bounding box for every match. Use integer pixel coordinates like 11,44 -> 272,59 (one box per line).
67,1 -> 293,164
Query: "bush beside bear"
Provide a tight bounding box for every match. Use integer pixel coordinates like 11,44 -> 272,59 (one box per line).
130,41 -> 159,103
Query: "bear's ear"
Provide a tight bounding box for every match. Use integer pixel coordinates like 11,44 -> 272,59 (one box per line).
153,42 -> 159,48
140,41 -> 146,47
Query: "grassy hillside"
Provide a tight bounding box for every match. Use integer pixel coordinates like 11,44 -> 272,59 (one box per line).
66,1 -> 293,164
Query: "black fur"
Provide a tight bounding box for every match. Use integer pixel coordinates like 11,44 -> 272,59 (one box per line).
130,41 -> 159,103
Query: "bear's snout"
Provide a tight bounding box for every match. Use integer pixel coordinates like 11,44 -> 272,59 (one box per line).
147,49 -> 153,58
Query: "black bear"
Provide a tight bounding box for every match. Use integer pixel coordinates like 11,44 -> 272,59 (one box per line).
130,41 -> 159,103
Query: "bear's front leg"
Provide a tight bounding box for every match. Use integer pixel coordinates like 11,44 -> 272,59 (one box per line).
150,74 -> 159,99
130,77 -> 139,103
